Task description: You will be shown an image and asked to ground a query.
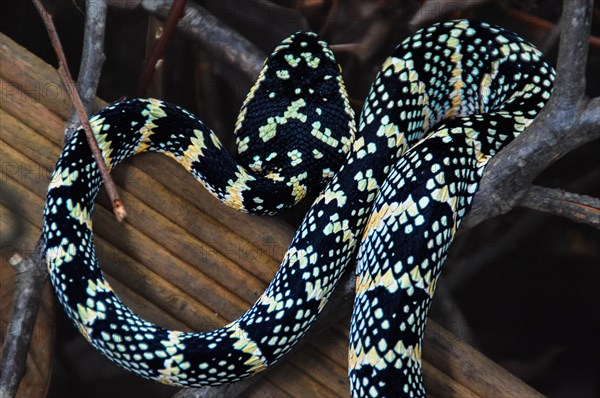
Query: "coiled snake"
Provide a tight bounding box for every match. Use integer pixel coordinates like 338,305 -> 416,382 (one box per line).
42,20 -> 554,396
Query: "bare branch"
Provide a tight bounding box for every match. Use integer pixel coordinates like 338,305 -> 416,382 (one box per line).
64,0 -> 108,141
463,0 -> 599,229
521,186 -> 600,228
0,244 -> 47,398
134,0 -> 187,97
32,0 -> 126,221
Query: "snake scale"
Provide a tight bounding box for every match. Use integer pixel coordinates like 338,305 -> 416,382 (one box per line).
42,20 -> 554,396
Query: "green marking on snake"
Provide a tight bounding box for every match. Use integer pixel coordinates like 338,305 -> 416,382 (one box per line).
258,98 -> 307,142
42,21 -> 554,396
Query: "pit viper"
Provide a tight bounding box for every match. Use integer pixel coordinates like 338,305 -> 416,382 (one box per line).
41,20 -> 554,396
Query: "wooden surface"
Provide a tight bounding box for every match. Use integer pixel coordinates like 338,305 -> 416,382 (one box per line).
0,32 -> 544,397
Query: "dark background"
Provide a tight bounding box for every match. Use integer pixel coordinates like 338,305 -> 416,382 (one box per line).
1,0 -> 599,397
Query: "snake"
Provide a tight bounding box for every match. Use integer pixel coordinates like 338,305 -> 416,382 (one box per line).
41,20 -> 554,396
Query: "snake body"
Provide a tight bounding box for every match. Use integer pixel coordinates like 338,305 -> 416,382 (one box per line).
348,20 -> 554,397
42,21 -> 553,395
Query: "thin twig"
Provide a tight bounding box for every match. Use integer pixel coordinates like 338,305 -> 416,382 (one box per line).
0,244 -> 47,398
318,0 -> 339,37
133,0 -> 265,86
32,0 -> 126,222
134,0 -> 187,97
328,2 -> 403,63
64,0 -> 108,141
541,22 -> 561,54
521,186 -> 600,228
332,20 -> 393,63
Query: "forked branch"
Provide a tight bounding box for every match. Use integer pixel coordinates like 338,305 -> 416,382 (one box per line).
463,0 -> 599,229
